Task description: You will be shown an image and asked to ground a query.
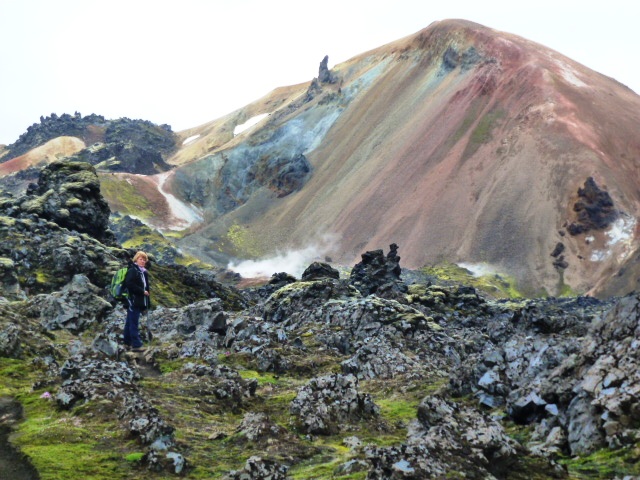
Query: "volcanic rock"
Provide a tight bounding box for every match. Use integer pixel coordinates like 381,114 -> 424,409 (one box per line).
20,160 -> 116,244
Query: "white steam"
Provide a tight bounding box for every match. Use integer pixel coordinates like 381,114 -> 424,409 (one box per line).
458,262 -> 499,277
227,235 -> 339,279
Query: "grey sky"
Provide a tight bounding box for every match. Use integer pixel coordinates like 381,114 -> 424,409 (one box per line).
1,0 -> 638,145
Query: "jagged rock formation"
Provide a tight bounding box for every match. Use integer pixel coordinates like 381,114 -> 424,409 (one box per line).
1,112 -> 107,161
349,243 -> 407,299
21,160 -> 116,244
1,189 -> 639,478
68,141 -> 172,175
318,55 -> 338,85
0,114 -> 175,176
566,176 -> 618,236
289,373 -> 380,434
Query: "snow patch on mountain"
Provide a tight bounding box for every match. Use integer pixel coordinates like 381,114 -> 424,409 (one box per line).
234,114 -> 269,136
157,171 -> 203,230
590,215 -> 636,262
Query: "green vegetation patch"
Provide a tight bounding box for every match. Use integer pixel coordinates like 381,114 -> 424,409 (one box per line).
560,446 -> 640,478
12,391 -> 133,480
223,223 -> 263,258
99,175 -> 154,220
0,358 -> 30,395
19,443 -> 124,480
420,262 -> 523,299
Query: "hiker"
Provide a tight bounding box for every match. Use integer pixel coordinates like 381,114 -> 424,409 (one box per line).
123,251 -> 151,352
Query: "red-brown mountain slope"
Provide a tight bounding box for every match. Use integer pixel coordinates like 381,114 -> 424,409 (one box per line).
165,19 -> 640,297
2,19 -> 639,298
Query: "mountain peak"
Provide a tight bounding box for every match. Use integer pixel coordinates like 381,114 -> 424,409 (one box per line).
3,20 -> 640,298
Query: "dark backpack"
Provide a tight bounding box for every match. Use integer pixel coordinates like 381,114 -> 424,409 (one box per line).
109,266 -> 129,302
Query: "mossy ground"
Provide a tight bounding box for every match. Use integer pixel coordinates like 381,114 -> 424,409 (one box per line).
0,291 -> 632,479
0,319 -> 448,480
3,331 -> 638,479
559,446 -> 640,478
99,176 -> 154,220
420,261 -> 524,299
214,223 -> 263,259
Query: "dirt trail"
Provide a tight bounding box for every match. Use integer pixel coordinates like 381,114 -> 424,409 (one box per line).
0,397 -> 40,480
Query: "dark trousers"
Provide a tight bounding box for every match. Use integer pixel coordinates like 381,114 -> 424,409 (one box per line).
124,306 -> 144,348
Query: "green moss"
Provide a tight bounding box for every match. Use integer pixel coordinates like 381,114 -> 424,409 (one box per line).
20,190 -> 52,214
420,262 -> 524,299
225,223 -> 262,258
150,276 -> 185,307
19,443 -> 123,480
157,357 -> 195,374
0,358 -> 31,395
272,281 -> 315,297
124,452 -> 145,463
560,446 -> 640,478
35,270 -> 52,284
288,453 -> 354,479
64,197 -> 83,208
0,256 -> 15,269
11,391 -> 132,480
98,175 -> 154,220
503,420 -> 535,445
0,215 -> 17,227
237,369 -> 280,386
375,397 -> 418,424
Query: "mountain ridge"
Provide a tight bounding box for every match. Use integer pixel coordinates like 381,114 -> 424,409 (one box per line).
163,19 -> 640,298
2,19 -> 640,478
1,19 -> 640,299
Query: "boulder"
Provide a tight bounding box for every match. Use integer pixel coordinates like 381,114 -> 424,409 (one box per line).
289,373 -> 379,435
21,160 -> 116,244
226,456 -> 289,480
349,243 -> 407,299
27,274 -> 112,333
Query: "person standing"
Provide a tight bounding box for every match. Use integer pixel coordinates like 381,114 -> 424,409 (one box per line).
123,251 -> 150,352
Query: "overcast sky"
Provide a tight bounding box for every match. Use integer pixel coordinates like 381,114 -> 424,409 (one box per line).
1,0 -> 638,145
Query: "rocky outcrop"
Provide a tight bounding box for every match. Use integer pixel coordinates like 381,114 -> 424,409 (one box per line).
2,113 -> 176,175
567,177 -> 619,235
213,150 -> 312,212
2,113 -> 106,161
1,232 -> 638,477
68,141 -> 172,175
26,274 -> 112,333
364,394 -> 562,479
251,153 -> 311,198
301,261 -> 340,281
537,292 -> 640,455
226,456 -> 289,480
349,243 -> 407,299
0,212 -> 119,296
18,160 -> 115,245
318,55 -> 338,85
289,373 -> 379,434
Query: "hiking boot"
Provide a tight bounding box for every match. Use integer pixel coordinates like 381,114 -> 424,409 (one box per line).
132,347 -> 146,353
